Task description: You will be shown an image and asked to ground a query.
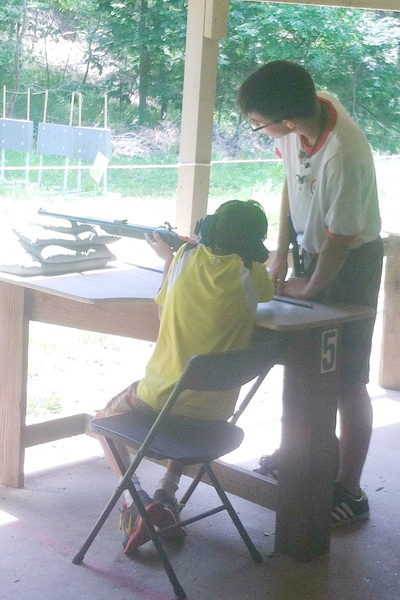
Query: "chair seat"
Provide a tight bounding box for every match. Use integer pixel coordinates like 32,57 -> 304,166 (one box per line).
92,410 -> 244,464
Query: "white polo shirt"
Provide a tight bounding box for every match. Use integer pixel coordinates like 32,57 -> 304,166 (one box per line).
275,93 -> 381,253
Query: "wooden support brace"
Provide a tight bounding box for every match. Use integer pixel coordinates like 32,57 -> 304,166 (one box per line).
25,414 -> 89,448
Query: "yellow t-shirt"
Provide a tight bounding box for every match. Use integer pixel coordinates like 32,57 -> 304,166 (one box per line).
137,244 -> 274,420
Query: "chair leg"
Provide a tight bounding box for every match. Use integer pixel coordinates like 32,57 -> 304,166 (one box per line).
128,485 -> 188,600
72,485 -> 125,565
73,437 -> 137,563
179,464 -> 206,507
73,437 -> 187,600
204,463 -> 263,563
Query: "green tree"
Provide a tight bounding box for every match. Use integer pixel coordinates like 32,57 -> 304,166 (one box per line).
95,0 -> 187,124
0,0 -> 30,116
219,2 -> 400,152
0,0 -> 398,152
0,0 -> 81,118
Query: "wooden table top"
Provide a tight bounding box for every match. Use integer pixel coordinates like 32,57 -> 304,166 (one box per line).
0,265 -> 163,303
0,265 -> 374,331
256,298 -> 374,332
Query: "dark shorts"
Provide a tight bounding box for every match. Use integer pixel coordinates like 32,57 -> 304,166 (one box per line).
303,237 -> 384,386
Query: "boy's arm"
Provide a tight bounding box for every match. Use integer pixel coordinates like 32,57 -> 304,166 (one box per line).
145,231 -> 196,318
145,231 -> 174,281
145,232 -> 174,318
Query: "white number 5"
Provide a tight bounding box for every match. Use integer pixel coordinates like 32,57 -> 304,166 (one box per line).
321,329 -> 338,374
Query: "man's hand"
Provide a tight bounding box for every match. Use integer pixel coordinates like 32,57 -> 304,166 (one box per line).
282,277 -> 311,299
282,238 -> 351,299
268,254 -> 289,296
269,178 -> 291,295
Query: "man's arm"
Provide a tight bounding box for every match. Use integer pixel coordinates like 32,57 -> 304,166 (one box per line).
283,236 -> 350,299
268,178 -> 290,294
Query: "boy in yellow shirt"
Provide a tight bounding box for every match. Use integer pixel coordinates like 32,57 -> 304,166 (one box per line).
95,200 -> 274,553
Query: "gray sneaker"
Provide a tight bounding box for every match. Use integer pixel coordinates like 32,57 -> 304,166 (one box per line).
253,449 -> 279,479
331,483 -> 370,527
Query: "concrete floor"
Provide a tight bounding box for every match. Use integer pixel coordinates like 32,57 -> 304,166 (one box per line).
1,427 -> 400,600
1,305 -> 400,600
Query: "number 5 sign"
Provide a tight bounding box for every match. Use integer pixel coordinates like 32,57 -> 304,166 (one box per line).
321,329 -> 338,373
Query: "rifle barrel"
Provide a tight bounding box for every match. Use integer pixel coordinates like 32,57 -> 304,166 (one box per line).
38,208 -> 185,252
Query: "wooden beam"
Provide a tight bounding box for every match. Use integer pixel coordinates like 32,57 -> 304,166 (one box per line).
184,461 -> 278,510
245,0 -> 399,11
25,413 -> 88,447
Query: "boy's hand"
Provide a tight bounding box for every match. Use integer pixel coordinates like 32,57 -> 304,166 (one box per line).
145,231 -> 174,261
179,234 -> 198,245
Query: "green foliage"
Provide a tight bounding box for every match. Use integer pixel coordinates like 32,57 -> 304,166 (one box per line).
0,0 -> 398,151
221,3 -> 400,153
93,0 -> 187,124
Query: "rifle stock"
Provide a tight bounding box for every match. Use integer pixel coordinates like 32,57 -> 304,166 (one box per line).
38,208 -> 185,252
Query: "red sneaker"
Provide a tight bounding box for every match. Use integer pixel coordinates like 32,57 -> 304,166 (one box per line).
153,489 -> 187,539
124,501 -> 175,555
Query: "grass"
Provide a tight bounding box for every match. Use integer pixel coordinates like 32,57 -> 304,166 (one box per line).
26,324 -> 155,421
27,391 -> 63,417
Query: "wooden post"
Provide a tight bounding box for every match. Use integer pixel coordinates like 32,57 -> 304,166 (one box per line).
104,93 -> 108,129
275,328 -> 340,559
380,234 -> 400,390
69,92 -> 75,127
43,90 -> 48,124
77,93 -> 82,193
38,90 -> 49,186
0,86 -> 6,183
26,87 -> 31,121
25,88 -> 31,186
104,93 -> 108,195
0,282 -> 29,487
176,0 -> 229,236
2,85 -> 6,118
64,92 -> 76,192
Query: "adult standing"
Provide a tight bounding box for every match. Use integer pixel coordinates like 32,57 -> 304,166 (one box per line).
237,60 -> 383,526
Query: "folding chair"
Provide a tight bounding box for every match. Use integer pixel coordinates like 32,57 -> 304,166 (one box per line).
72,339 -> 285,600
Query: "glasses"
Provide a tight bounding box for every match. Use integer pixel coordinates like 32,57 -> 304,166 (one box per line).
250,119 -> 276,132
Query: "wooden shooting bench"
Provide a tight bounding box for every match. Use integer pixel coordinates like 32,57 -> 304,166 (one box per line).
0,266 -> 373,561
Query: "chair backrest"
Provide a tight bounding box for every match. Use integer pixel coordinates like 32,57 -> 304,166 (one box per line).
129,339 -> 286,458
176,339 -> 284,395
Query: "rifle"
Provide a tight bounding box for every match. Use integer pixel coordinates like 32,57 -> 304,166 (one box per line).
286,214 -> 304,278
38,208 -> 185,252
